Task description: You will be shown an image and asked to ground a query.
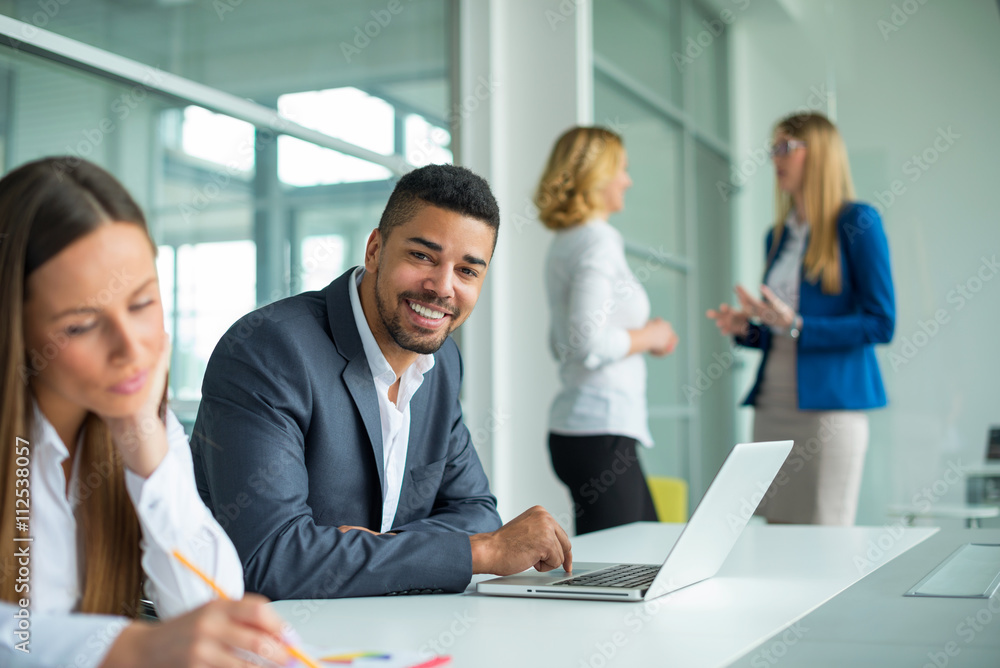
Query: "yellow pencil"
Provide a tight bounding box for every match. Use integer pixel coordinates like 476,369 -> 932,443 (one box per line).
172,549 -> 323,668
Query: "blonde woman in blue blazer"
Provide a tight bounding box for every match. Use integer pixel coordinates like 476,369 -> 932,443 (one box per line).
708,112 -> 895,525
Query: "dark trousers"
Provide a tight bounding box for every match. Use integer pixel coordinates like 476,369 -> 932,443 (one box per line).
548,432 -> 658,535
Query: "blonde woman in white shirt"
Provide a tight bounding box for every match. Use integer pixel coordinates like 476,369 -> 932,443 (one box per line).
0,158 -> 288,667
536,127 -> 679,535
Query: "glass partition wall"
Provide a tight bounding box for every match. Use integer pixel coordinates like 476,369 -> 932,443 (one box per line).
592,0 -> 735,499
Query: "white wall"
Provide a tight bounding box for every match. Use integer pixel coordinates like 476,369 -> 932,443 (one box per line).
459,0 -> 593,528
729,0 -> 1000,526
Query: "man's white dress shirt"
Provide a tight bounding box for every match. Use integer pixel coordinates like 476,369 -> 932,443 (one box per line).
349,267 -> 435,533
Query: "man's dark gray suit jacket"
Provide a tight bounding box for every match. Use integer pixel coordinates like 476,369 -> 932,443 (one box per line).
191,268 -> 502,599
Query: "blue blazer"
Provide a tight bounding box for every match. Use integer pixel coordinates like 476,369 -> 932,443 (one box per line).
737,203 -> 895,410
191,268 -> 502,599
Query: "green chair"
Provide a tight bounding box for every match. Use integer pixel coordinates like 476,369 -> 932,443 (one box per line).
648,476 -> 689,523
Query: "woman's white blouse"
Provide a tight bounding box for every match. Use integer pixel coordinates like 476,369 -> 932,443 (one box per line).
0,404 -> 244,668
545,219 -> 654,446
765,211 -> 810,314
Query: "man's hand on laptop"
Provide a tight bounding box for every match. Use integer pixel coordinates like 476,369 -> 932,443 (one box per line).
469,506 -> 573,575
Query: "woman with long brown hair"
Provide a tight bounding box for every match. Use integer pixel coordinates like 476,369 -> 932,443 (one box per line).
707,112 -> 895,525
0,157 -> 288,666
537,127 -> 679,535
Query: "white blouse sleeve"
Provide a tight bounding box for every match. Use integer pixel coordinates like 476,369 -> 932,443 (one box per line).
565,249 -> 632,370
124,410 -> 244,618
0,601 -> 127,668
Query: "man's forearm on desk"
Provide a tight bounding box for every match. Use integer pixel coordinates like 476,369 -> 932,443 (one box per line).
243,527 -> 476,599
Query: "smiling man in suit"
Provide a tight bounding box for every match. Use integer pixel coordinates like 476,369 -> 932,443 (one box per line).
191,164 -> 571,599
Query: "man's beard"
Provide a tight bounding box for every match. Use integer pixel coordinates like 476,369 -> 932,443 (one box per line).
374,272 -> 460,354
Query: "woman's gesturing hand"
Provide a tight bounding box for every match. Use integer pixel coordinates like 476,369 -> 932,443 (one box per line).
707,284 -> 796,337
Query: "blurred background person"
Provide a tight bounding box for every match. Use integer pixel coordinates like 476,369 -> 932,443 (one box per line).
707,112 -> 895,526
536,127 -> 679,535
0,157 -> 287,667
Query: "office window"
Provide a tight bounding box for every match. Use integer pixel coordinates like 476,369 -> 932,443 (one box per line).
593,0 -> 682,105
181,107 -> 256,171
277,88 -> 395,187
405,114 -> 453,167
300,235 -> 347,293
0,0 -> 453,423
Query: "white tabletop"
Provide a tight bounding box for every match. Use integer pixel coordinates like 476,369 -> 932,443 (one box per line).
726,529 -> 1000,667
888,503 -> 1000,519
273,522 -> 936,667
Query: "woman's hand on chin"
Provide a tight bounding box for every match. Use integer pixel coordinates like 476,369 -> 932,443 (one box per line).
103,331 -> 171,478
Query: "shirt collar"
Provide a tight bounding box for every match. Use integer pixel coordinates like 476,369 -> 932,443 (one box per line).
31,397 -> 88,505
348,267 -> 435,388
31,397 -> 70,464
785,210 -> 809,237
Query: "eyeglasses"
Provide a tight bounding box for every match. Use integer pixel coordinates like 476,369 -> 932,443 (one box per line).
769,139 -> 807,157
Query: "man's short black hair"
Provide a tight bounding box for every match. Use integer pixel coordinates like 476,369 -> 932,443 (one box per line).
378,164 -> 500,249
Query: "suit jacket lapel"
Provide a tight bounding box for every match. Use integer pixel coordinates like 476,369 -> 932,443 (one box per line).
343,358 -> 385,490
325,268 -> 386,493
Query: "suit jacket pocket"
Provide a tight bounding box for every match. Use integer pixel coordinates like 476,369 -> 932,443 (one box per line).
397,457 -> 447,521
409,457 -> 447,483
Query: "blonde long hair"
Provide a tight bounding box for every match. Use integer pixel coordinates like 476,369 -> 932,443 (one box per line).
771,112 -> 856,294
0,158 -> 149,615
535,126 -> 625,230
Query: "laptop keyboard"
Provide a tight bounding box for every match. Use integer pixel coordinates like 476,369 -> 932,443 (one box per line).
551,564 -> 659,589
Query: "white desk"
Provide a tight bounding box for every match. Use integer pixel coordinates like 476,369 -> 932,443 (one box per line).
727,529 -> 1000,667
273,522 -> 935,667
888,502 -> 1000,528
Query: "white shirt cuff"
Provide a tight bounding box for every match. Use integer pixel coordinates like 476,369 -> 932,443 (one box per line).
0,604 -> 127,668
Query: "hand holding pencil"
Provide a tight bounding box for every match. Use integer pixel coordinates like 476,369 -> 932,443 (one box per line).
170,549 -> 322,668
100,593 -> 292,668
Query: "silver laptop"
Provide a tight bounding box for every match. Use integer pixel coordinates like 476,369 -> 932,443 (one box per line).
477,440 -> 793,602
